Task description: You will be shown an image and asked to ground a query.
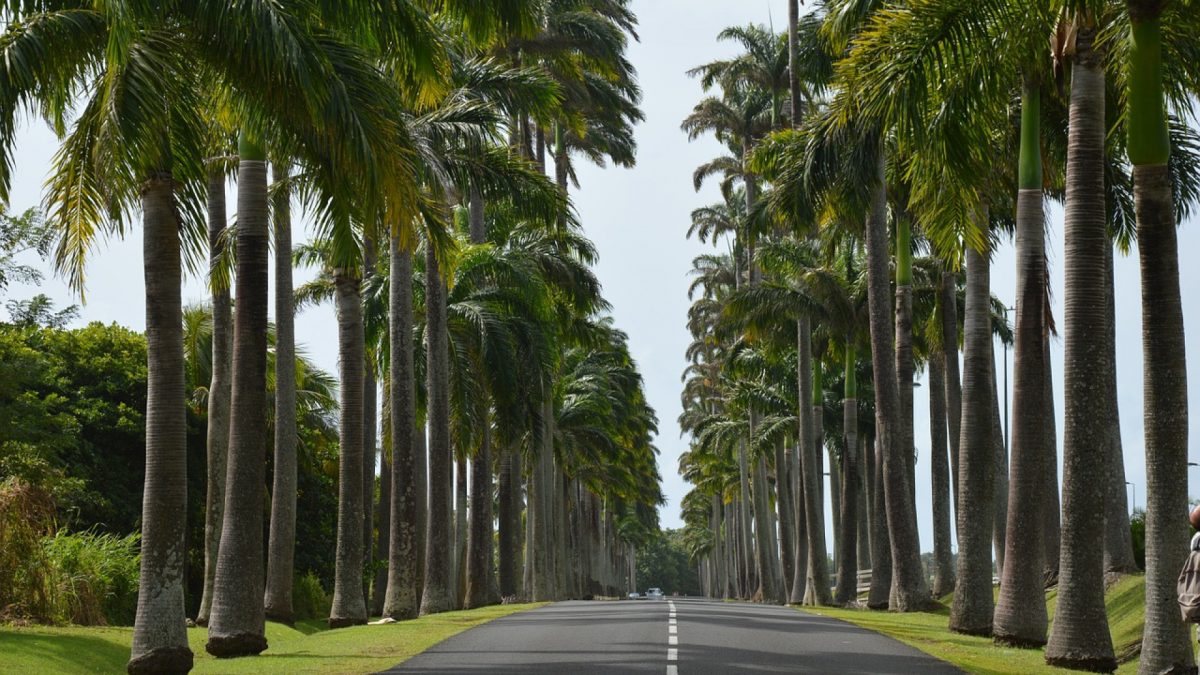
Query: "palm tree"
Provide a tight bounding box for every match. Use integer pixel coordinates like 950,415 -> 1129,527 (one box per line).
208,136 -> 272,654
265,163 -> 297,625
1044,19 -> 1116,670
949,235 -> 995,637
197,163 -> 232,628
1126,1 -> 1196,670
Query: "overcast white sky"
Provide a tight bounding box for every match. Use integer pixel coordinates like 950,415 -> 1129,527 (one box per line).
6,0 -> 1200,554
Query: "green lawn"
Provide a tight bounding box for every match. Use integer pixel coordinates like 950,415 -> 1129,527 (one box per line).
804,575 -> 1187,674
0,603 -> 547,674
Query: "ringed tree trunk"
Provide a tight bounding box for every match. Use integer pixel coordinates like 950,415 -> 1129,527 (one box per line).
1044,26 -> 1116,670
929,350 -> 955,598
989,343 -> 1008,581
465,186 -> 498,609
1101,244 -> 1137,575
752,449 -> 783,604
498,447 -> 519,599
895,218 -> 916,505
949,238 -> 995,637
382,240 -> 420,620
737,438 -> 754,599
941,271 -> 963,512
328,268 -> 368,628
994,80 -> 1048,648
206,140 -> 270,657
1042,334 -> 1061,588
1126,5 -> 1193,671
863,150 -> 927,611
797,339 -> 831,605
196,167 -> 230,628
453,451 -> 468,607
420,241 -> 455,615
361,234 -> 378,610
372,380 -> 392,617
127,170 -> 194,675
834,345 -> 859,605
265,162 -> 297,625
774,435 -> 795,605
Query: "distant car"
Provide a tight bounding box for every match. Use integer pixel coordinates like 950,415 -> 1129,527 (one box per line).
646,588 -> 664,600
627,591 -> 640,599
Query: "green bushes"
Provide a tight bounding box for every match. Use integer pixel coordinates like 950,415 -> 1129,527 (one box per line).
293,571 -> 332,621
0,478 -> 140,626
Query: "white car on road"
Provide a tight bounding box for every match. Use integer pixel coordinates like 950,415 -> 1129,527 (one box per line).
646,587 -> 664,600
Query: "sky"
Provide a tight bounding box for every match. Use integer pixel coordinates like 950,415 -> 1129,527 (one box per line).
6,0 -> 1200,555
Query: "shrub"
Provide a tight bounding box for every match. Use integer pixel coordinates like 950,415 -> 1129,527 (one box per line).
43,529 -> 140,625
293,571 -> 331,621
0,478 -> 140,626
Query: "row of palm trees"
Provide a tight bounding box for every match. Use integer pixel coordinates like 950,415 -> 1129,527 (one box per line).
0,1 -> 663,673
678,0 -> 1199,672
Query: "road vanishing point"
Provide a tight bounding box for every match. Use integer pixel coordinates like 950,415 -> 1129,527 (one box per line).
384,597 -> 963,674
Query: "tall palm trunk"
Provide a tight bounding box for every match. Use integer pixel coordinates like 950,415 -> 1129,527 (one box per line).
329,267 -> 368,628
989,344 -> 1008,580
895,218 -> 916,505
949,239 -> 995,636
498,448 -> 519,598
465,187 -> 497,610
206,141 -> 270,656
941,271 -> 963,511
1101,245 -> 1137,574
857,435 -> 871,573
929,351 -> 955,597
834,347 -> 859,605
1129,7 -> 1192,667
797,333 -> 830,605
420,241 -> 454,615
196,168 -> 230,628
774,436 -> 795,603
361,235 -> 378,610
752,451 -> 783,603
128,170 -> 193,675
864,151 -> 927,611
867,427 -> 891,609
382,241 -> 419,620
994,80 -> 1047,647
453,453 -> 467,607
265,162 -> 297,625
1042,334 -> 1061,587
372,381 -> 391,617
1045,26 -> 1116,669
737,438 -> 754,599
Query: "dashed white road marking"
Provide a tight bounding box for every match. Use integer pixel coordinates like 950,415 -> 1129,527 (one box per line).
667,666 -> 678,675
666,601 -> 679,673
667,648 -> 678,661
669,624 -> 677,634
669,635 -> 678,646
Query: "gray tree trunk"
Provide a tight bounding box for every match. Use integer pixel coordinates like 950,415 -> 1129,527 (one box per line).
1042,333 -> 1061,588
361,234 -> 378,610
834,399 -> 859,605
993,142 -> 1048,646
929,354 -> 955,597
372,381 -> 391,617
128,171 -> 193,675
949,241 -> 995,636
420,242 -> 455,615
863,152 -> 927,611
774,437 -> 795,604
265,162 -> 297,625
382,243 -> 420,620
796,333 -> 829,605
1101,244 -> 1137,575
328,268 -> 368,628
867,428 -> 891,609
990,342 -> 1008,581
196,168 -> 230,628
941,272 -> 963,513
1044,30 -> 1117,670
206,150 -> 270,656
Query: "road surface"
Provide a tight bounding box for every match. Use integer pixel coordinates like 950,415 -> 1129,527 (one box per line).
384,597 -> 962,674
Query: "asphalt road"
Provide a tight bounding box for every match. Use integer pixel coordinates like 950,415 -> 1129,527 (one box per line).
383,597 -> 963,674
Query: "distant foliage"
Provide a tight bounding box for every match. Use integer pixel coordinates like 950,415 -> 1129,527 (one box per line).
292,572 -> 332,621
1131,508 -> 1146,571
635,528 -> 703,596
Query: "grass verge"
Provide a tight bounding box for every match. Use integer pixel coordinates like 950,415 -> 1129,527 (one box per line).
804,575 -> 1178,674
0,603 -> 547,674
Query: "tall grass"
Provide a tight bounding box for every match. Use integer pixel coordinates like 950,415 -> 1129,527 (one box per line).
0,478 -> 140,625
